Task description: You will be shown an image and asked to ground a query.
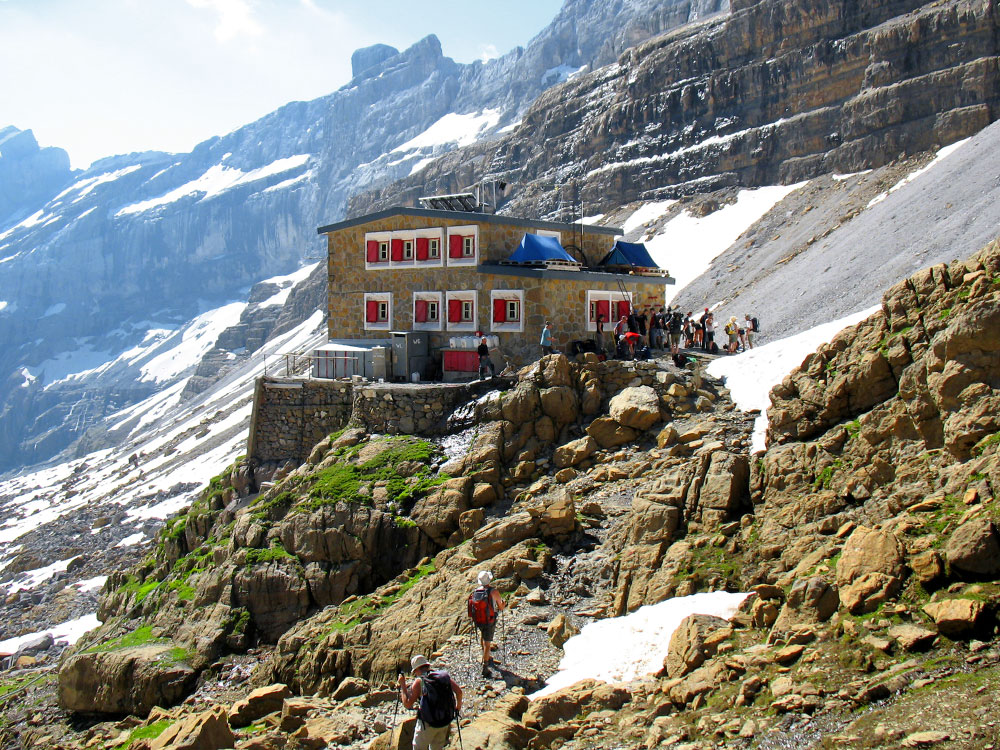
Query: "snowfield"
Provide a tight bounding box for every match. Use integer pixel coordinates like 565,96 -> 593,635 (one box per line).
533,591 -> 749,697
707,305 -> 882,452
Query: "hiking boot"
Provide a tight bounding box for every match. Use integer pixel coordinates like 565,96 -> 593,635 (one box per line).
481,665 -> 490,678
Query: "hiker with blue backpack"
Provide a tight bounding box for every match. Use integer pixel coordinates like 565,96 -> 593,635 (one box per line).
468,570 -> 505,677
398,654 -> 463,750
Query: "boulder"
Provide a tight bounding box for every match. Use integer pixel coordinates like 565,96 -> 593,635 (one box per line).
910,549 -> 944,583
539,387 -> 578,426
838,572 -> 900,615
656,424 -> 679,447
331,676 -> 369,701
537,490 -> 576,536
697,451 -> 750,517
945,517 -> 1000,577
609,386 -> 661,430
459,508 -> 485,539
501,386 -> 541,426
888,624 -> 936,651
150,706 -> 234,750
458,710 -> 536,750
540,354 -> 573,388
470,513 -> 539,561
624,497 -> 680,545
522,679 -> 629,729
553,436 -> 597,469
229,683 -> 292,727
471,483 -> 497,508
59,645 -> 197,715
411,477 -> 470,545
836,526 -> 904,613
546,614 -> 580,649
586,417 -> 639,448
664,614 -> 731,678
923,598 -> 984,637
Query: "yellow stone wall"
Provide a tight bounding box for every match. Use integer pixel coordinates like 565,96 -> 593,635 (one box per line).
324,213 -> 668,365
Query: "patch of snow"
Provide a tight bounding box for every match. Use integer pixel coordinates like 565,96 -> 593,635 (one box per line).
257,263 -> 318,308
139,301 -> 246,383
580,214 -> 605,225
114,532 -> 146,548
262,169 -> 314,193
75,575 -> 108,592
0,612 -> 101,653
409,157 -> 437,176
4,555 -> 80,594
868,138 -> 971,207
392,110 -> 501,152
534,591 -> 749,698
645,183 -> 809,304
832,170 -> 872,181
542,64 -> 587,86
42,302 -> 67,317
0,301 -> 7,312
52,165 -> 142,203
498,120 -> 522,134
116,154 -> 310,216
707,305 -> 881,452
622,201 -> 676,235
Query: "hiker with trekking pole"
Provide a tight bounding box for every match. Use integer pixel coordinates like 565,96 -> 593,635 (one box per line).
467,570 -> 505,678
397,654 -> 464,750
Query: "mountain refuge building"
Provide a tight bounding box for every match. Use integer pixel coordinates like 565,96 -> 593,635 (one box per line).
317,198 -> 675,378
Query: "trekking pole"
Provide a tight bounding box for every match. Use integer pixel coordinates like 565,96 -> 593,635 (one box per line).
391,671 -> 401,727
455,711 -> 465,750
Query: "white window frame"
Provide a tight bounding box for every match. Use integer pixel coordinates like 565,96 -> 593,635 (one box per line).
489,288 -> 525,333
585,289 -> 631,332
364,231 -> 392,270
363,292 -> 392,331
445,290 -> 478,332
414,227 -> 445,268
402,238 -> 414,261
412,291 -> 443,332
446,225 -> 479,267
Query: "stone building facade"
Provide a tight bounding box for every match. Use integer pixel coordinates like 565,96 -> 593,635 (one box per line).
318,207 -> 674,367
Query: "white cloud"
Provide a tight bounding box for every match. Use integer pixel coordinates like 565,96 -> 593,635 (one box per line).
479,43 -> 499,63
186,0 -> 263,42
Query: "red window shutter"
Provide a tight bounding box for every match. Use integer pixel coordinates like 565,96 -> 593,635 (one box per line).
414,299 -> 428,323
617,300 -> 631,320
443,351 -> 459,371
366,300 -> 379,322
492,298 -> 506,323
391,238 -> 403,261
366,240 -> 379,263
415,237 -> 429,260
597,300 -> 610,322
449,234 -> 463,258
448,299 -> 463,322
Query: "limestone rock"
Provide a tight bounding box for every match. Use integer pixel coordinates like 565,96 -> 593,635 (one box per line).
665,614 -> 730,678
331,676 -> 370,701
586,417 -> 639,448
609,386 -> 661,430
536,490 -> 576,536
411,477 -> 470,545
540,386 -> 578,426
229,683 -> 291,727
553,436 -> 597,469
923,598 -> 984,637
59,645 -> 197,715
546,614 -> 580,649
836,526 -> 904,613
522,679 -> 629,729
888,624 -> 936,652
945,517 -> 1000,577
150,706 -> 234,750
910,549 -> 944,583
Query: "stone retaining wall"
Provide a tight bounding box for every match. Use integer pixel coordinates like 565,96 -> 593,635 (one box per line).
247,376 -> 507,465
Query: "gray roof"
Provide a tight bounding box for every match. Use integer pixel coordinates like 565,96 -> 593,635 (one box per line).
316,206 -> 622,236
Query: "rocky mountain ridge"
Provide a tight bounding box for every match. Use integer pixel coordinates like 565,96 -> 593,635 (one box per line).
352,0 -> 1000,219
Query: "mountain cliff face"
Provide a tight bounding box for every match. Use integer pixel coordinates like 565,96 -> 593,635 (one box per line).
352,0 -> 1000,218
0,0 -> 725,472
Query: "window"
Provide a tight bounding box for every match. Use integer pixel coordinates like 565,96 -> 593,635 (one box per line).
379,242 -> 389,261
490,289 -> 525,333
363,292 -> 392,330
403,239 -> 414,260
446,226 -> 479,267
428,238 -> 440,259
445,290 -> 477,331
413,292 -> 443,331
365,232 -> 392,267
585,290 -> 630,332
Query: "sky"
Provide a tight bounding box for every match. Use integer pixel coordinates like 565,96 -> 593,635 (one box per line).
0,0 -> 563,169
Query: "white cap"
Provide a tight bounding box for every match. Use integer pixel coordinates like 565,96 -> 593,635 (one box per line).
410,654 -> 429,673
477,570 -> 493,586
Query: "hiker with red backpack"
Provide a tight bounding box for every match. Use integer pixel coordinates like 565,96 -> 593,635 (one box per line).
468,570 -> 505,677
398,654 -> 463,750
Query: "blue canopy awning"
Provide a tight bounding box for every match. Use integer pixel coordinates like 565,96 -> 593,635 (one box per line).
599,240 -> 659,269
508,233 -> 578,264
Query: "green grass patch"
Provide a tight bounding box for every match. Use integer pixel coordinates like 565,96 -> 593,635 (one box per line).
972,432 -> 1000,457
393,516 -> 417,529
325,561 -> 436,636
245,541 -> 295,565
845,419 -> 861,439
84,625 -> 160,654
938,307 -> 952,320
123,720 -> 173,748
813,459 -> 843,491
957,289 -> 971,300
0,676 -> 33,698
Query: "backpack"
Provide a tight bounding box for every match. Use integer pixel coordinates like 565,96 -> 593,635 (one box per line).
418,669 -> 456,728
725,322 -> 735,335
468,586 -> 497,626
751,317 -> 759,333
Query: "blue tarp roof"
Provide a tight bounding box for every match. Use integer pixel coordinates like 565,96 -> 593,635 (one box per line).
600,240 -> 659,269
508,233 -> 578,264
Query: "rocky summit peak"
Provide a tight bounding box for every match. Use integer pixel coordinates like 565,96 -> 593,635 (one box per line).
350,43 -> 399,79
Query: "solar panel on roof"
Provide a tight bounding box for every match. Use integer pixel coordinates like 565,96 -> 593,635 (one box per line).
418,193 -> 481,212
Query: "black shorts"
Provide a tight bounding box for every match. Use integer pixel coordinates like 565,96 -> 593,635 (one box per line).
475,621 -> 496,642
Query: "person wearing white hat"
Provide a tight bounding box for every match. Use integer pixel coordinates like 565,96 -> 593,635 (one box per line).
467,570 -> 505,677
398,654 -> 463,750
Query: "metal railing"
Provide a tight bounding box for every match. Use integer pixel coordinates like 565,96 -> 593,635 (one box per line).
263,351 -> 362,379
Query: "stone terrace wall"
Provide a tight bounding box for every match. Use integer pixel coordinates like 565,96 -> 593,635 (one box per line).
248,377 -> 510,465
247,378 -> 355,465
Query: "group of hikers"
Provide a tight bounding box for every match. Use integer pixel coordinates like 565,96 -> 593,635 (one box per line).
395,570 -> 506,750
